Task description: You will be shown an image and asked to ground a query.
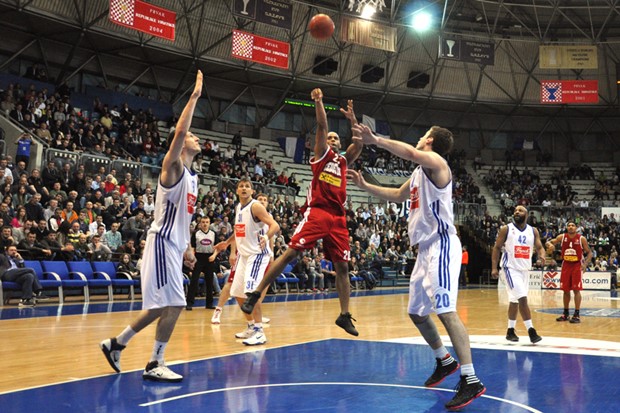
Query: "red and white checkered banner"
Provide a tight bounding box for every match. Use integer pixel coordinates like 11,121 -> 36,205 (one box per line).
231,30 -> 289,70
109,0 -> 176,41
540,80 -> 598,104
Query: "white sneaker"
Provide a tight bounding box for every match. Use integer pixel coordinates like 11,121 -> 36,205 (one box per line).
211,308 -> 222,324
100,337 -> 125,373
235,324 -> 256,339
142,361 -> 183,382
262,317 -> 270,324
242,327 -> 267,345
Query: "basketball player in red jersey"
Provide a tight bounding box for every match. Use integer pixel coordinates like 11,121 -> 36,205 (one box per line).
546,222 -> 592,323
241,88 -> 363,336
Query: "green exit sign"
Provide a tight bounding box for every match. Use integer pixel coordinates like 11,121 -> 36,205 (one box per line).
284,98 -> 340,111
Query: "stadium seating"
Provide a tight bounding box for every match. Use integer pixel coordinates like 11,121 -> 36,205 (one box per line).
41,261 -> 90,302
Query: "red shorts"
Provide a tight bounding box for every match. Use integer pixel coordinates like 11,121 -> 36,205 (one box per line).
289,207 -> 349,263
560,263 -> 582,291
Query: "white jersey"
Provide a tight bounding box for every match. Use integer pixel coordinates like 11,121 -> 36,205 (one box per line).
407,165 -> 456,247
234,199 -> 271,257
147,166 -> 198,251
501,223 -> 535,271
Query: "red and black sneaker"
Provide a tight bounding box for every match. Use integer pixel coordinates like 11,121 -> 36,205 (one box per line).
425,355 -> 459,387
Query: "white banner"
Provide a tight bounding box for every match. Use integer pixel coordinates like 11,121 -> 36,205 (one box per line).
497,270 -> 611,291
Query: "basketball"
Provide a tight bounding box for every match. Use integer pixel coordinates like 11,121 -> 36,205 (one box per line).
309,14 -> 335,40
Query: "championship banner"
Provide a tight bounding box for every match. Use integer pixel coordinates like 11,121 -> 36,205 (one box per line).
231,30 -> 290,70
109,0 -> 176,41
539,45 -> 598,69
232,0 -> 293,30
439,36 -> 495,66
340,16 -> 396,52
540,80 -> 598,104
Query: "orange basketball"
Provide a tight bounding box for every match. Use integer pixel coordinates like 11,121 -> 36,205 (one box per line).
309,14 -> 335,40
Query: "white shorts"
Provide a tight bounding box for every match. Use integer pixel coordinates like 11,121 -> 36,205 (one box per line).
230,253 -> 270,299
408,234 -> 461,316
502,268 -> 529,302
141,233 -> 186,310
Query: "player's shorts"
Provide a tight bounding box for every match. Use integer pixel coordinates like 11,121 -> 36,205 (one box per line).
408,234 -> 461,316
501,267 -> 529,302
288,207 -> 349,262
230,253 -> 271,298
141,233 -> 186,310
560,263 -> 583,291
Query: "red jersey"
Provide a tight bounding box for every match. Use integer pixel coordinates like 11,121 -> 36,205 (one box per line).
307,147 -> 347,216
561,233 -> 583,265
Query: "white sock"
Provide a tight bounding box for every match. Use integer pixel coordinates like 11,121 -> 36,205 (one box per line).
524,319 -> 533,329
461,363 -> 476,377
151,340 -> 167,363
433,346 -> 449,359
508,319 -> 517,328
254,322 -> 263,329
116,326 -> 137,346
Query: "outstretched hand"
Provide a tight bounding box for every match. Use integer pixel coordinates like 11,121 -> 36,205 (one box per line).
340,100 -> 356,124
191,70 -> 203,99
346,169 -> 366,189
351,124 -> 378,145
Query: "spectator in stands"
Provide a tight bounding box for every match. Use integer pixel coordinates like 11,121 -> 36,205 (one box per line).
25,193 -> 45,223
67,221 -> 83,245
0,226 -> 15,250
11,185 -> 31,212
89,234 -> 112,261
122,210 -> 145,241
0,245 -> 48,307
38,231 -> 70,260
116,238 -> 136,257
292,255 -> 312,292
116,252 -> 140,279
104,222 -> 122,252
232,130 -> 242,150
61,201 -> 78,224
10,206 -> 27,230
12,220 -> 33,244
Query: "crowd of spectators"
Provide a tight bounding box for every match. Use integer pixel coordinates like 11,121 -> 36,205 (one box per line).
2,79 -> 619,293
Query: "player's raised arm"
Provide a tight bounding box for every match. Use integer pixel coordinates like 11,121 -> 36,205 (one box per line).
312,88 -> 328,157
161,70 -> 203,186
340,99 -> 363,165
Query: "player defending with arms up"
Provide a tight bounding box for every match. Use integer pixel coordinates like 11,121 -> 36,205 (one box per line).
100,71 -> 203,382
347,125 -> 485,411
241,89 -> 362,336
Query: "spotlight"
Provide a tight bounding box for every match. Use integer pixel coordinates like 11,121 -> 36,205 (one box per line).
411,11 -> 432,32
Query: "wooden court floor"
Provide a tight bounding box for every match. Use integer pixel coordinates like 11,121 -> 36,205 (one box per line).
1,286 -> 619,395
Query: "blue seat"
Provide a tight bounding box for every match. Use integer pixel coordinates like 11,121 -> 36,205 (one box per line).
275,263 -> 300,293
68,262 -> 113,301
92,261 -> 136,300
350,275 -> 364,290
0,279 -> 21,305
41,261 -> 90,302
25,260 -> 64,304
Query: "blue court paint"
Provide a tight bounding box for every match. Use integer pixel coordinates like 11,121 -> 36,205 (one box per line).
1,339 -> 618,412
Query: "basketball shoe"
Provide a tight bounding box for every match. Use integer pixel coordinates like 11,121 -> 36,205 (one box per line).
142,361 -> 183,382
425,355 -> 459,387
335,312 -> 359,336
505,328 -> 519,342
445,375 -> 486,411
100,337 -> 126,373
242,327 -> 267,346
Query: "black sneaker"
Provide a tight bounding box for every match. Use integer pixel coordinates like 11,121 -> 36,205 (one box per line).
569,315 -> 581,324
424,356 -> 459,387
100,337 -> 126,373
335,312 -> 359,336
35,292 -> 51,301
445,375 -> 486,411
556,314 -> 569,322
18,298 -> 36,307
528,327 -> 542,343
185,305 -> 193,311
241,291 -> 262,314
505,328 -> 519,342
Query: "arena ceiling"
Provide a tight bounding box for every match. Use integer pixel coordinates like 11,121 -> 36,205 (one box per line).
1,0 -> 620,144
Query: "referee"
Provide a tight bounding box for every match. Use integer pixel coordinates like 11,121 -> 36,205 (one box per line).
186,216 -> 217,310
